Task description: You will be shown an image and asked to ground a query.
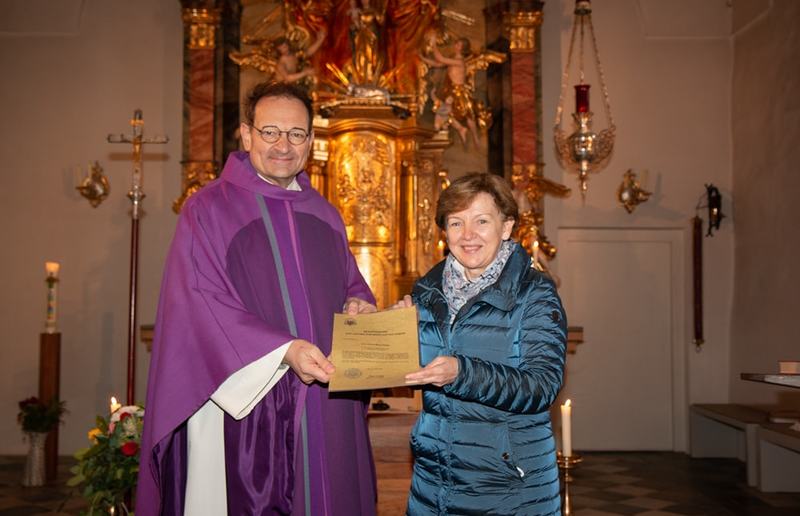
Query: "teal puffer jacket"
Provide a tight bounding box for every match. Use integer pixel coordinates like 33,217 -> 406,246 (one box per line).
407,243 -> 567,516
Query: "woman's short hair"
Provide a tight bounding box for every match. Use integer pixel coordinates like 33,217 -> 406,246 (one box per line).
436,172 -> 519,230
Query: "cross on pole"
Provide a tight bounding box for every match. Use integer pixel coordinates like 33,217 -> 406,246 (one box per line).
107,109 -> 168,405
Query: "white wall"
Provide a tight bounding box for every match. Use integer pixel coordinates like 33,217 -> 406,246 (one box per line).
542,0 -> 735,413
729,0 -> 800,407
0,0 -> 182,454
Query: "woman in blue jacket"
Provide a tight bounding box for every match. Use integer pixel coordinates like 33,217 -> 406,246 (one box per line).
400,172 -> 567,515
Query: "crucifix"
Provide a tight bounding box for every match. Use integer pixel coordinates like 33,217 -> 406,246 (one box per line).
108,109 -> 168,405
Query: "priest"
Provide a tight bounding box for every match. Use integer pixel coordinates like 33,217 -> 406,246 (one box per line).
137,82 -> 378,515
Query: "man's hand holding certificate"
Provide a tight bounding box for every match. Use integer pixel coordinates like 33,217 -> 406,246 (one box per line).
328,306 -> 420,392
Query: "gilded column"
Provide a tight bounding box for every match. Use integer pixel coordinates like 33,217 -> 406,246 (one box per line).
175,5 -> 221,213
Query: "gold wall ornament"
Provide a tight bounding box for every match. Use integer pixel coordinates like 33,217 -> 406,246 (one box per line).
173,160 -> 218,213
617,169 -> 651,214
76,161 -> 110,208
553,0 -> 616,198
183,8 -> 221,50
503,11 -> 543,52
313,106 -> 449,307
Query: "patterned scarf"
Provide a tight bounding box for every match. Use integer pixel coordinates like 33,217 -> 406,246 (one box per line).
442,239 -> 514,323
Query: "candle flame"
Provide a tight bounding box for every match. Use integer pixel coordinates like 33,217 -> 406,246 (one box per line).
111,396 -> 118,405
45,261 -> 60,277
565,399 -> 571,407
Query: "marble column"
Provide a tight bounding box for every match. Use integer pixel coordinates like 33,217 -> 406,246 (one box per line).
175,6 -> 221,213
504,9 -> 542,170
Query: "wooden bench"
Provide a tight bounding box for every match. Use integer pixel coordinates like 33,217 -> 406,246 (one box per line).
689,404 -> 769,487
757,423 -> 800,492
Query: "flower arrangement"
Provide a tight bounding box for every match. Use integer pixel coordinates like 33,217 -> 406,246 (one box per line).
17,396 -> 66,433
69,404 -> 144,514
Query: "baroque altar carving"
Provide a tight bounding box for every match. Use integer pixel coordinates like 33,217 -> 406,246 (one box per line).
311,107 -> 450,308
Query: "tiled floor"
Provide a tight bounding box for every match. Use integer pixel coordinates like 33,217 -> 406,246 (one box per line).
2,412 -> 799,515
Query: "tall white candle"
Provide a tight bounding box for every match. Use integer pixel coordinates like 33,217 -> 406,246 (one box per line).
45,262 -> 60,334
561,399 -> 572,457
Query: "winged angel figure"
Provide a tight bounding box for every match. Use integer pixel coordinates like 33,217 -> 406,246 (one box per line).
419,31 -> 505,147
229,4 -> 326,89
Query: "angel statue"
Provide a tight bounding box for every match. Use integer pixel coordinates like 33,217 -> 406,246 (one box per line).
230,26 -> 326,88
419,34 -> 505,147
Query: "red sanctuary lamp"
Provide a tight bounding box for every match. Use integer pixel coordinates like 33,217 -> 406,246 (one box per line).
575,84 -> 590,114
553,0 -> 616,198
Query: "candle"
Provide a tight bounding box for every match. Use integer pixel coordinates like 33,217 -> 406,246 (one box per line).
110,396 -> 122,414
44,262 -> 60,334
561,399 -> 572,457
574,84 -> 591,114
533,240 -> 540,268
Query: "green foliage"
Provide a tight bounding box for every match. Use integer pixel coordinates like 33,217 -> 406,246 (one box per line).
17,396 -> 66,433
69,405 -> 144,515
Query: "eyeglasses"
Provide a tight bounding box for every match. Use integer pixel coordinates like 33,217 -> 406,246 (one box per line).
251,125 -> 310,145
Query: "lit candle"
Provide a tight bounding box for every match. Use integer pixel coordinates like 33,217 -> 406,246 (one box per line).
574,84 -> 591,114
561,399 -> 572,457
44,262 -> 60,334
533,240 -> 540,268
110,396 -> 122,414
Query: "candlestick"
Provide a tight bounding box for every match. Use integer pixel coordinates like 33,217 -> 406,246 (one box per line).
561,399 -> 573,457
110,396 -> 122,414
44,262 -> 60,334
574,84 -> 590,114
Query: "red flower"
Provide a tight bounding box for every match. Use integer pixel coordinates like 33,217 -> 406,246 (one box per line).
120,441 -> 139,457
18,397 -> 40,410
119,412 -> 131,421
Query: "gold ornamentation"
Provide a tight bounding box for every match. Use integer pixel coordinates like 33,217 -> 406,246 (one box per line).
306,159 -> 327,196
419,35 -> 505,148
229,9 -> 326,88
503,12 -> 542,52
511,163 -> 571,263
617,169 -> 651,213
173,160 -> 217,213
346,0 -> 386,86
312,104 -> 448,305
352,247 -> 394,310
76,161 -> 110,208
417,197 -> 433,255
183,8 -> 220,50
331,132 -> 395,243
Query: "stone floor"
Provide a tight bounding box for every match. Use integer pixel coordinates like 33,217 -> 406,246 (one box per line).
2,412 -> 799,515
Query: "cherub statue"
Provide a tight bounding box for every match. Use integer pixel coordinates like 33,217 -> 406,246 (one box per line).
275,29 -> 326,83
419,34 -> 505,147
230,27 -> 326,88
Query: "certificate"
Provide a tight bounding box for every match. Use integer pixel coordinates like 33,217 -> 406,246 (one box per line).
328,306 -> 420,392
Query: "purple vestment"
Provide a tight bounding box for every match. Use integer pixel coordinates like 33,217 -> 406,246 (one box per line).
137,151 -> 377,515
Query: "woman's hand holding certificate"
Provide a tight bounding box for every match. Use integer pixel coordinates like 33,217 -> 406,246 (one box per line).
328,306 -> 420,392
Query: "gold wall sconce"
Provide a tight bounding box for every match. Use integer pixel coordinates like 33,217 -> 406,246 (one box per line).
76,161 -> 110,207
617,169 -> 651,213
